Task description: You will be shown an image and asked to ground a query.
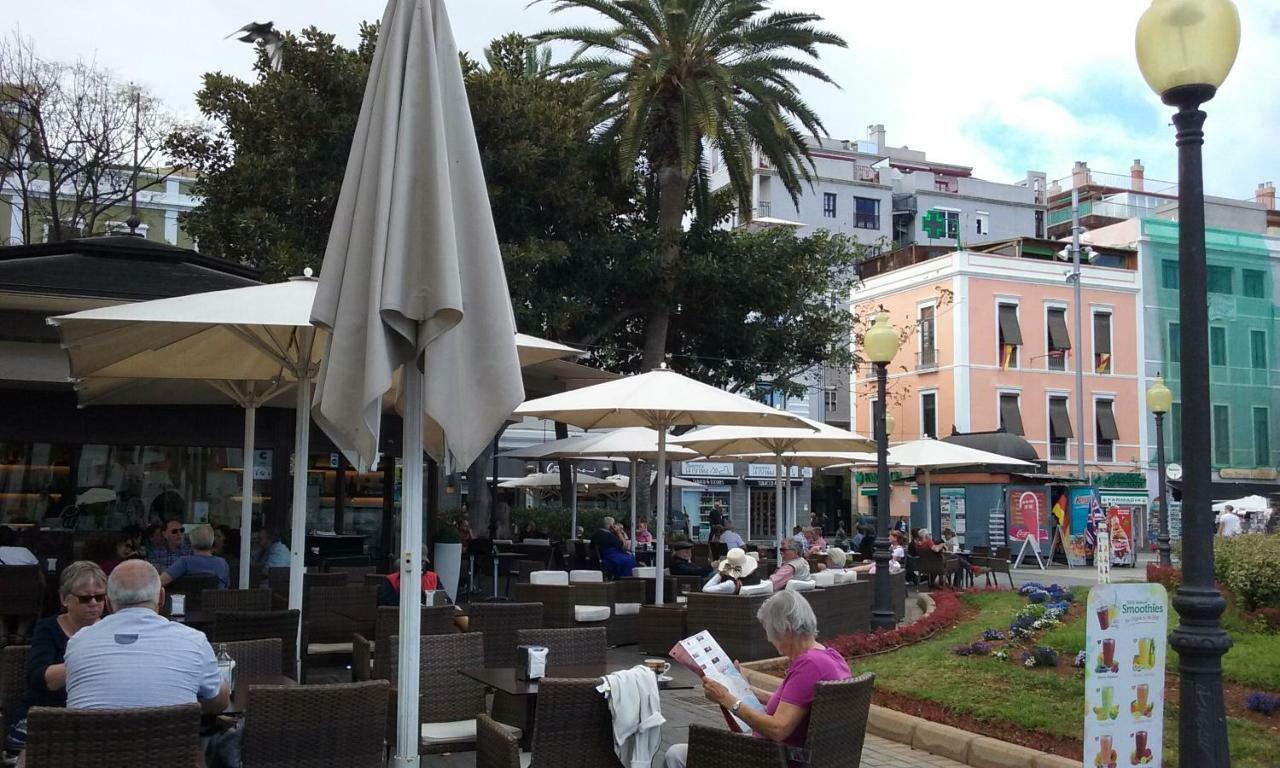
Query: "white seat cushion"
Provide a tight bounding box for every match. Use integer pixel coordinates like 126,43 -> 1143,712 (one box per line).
813,571 -> 836,587
520,752 -> 532,768
421,719 -> 522,747
675,596 -> 688,605
523,538 -> 551,546
834,570 -> 858,584
307,642 -> 353,655
570,569 -> 604,583
530,570 -> 569,586
574,604 -> 611,622
739,582 -> 774,597
632,566 -> 657,578
615,602 -> 641,616
786,579 -> 817,592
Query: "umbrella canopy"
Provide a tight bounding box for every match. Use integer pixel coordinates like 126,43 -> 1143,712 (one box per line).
884,438 -> 1035,532
730,450 -> 881,469
605,474 -> 705,490
513,366 -> 807,602
1212,495 -> 1269,514
307,0 -> 524,764
674,415 -> 873,540
498,471 -> 618,490
515,333 -> 583,366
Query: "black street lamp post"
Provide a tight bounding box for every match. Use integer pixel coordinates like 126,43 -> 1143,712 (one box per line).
1136,2 -> 1240,764
1147,375 -> 1173,568
864,311 -> 900,631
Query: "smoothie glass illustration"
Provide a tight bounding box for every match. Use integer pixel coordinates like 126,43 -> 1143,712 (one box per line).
1096,602 -> 1115,630
1093,686 -> 1119,720
1131,684 -> 1153,717
1130,730 -> 1152,764
1096,735 -> 1116,767
1133,638 -> 1155,671
1097,638 -> 1118,673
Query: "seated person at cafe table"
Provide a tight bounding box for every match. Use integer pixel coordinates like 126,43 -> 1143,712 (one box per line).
147,518 -> 192,570
664,590 -> 852,767
669,541 -> 712,579
805,527 -> 827,554
591,516 -> 637,579
251,527 -> 291,586
3,561 -> 107,756
702,548 -> 762,594
769,538 -> 811,591
65,560 -> 229,714
160,525 -> 231,589
376,558 -> 440,606
718,520 -> 746,550
634,519 -> 654,546
814,546 -> 848,572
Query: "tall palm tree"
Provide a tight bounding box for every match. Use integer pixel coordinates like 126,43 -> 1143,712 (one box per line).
537,0 -> 845,370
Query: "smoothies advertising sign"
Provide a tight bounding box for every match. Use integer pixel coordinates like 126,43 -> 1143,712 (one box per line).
1084,584 -> 1168,767
1007,487 -> 1047,544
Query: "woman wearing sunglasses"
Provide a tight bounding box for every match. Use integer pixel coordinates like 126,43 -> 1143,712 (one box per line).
3,561 -> 106,757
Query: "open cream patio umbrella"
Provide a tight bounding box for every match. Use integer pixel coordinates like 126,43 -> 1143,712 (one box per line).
674,416 -> 874,545
500,427 -> 698,538
307,0 -> 523,763
513,366 -> 807,603
885,438 -> 1035,534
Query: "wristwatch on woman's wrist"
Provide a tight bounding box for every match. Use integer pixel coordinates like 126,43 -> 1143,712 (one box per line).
730,699 -> 742,713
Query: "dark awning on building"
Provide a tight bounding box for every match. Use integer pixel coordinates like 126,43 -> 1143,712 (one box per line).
943,429 -> 1043,468
999,395 -> 1025,436
998,304 -> 1022,345
1096,401 -> 1120,441
1048,309 -> 1071,350
1049,398 -> 1073,439
1093,312 -> 1112,354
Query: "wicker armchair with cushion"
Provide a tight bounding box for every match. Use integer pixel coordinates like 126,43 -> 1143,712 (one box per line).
241,681 -> 389,768
354,605 -> 458,682
972,547 -> 1014,589
478,678 -> 624,768
23,704 -> 202,768
326,564 -> 377,584
514,627 -> 607,666
219,638 -> 283,685
300,584 -> 377,681
210,609 -> 300,680
201,588 -> 273,614
639,605 -> 687,655
1,644 -> 28,740
684,723 -> 786,767
510,572 -> 612,633
684,591 -> 774,662
568,570 -> 638,646
466,602 -> 543,668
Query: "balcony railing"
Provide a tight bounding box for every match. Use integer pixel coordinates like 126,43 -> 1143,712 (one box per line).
916,349 -> 938,370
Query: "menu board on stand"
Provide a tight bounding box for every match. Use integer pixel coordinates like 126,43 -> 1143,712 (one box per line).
1083,584 -> 1169,767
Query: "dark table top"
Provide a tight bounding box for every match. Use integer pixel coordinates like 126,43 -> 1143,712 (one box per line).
460,665 -> 693,696
223,675 -> 298,716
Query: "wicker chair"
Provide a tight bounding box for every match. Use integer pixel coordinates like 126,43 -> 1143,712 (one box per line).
201,588 -> 273,614
0,565 -> 44,639
639,605 -> 687,655
268,568 -> 342,605
803,673 -> 875,768
1,644 -> 29,739
354,605 -> 458,682
973,548 -> 1015,589
219,638 -> 283,684
524,677 -> 623,767
241,680 -> 389,768
476,713 -> 522,768
301,584 -> 377,681
23,703 -> 202,767
685,591 -> 775,661
514,627 -> 607,666
510,580 -> 612,635
210,609 -> 300,680
327,564 -> 377,584
684,723 -> 786,767
385,632 -> 494,754
466,602 -> 543,668
606,578 -> 645,646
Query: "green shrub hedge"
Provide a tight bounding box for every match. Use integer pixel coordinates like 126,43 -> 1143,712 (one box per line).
1215,534 -> 1280,611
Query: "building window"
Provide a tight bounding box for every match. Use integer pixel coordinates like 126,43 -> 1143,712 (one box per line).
921,392 -> 937,438
918,305 -> 936,368
1170,402 -> 1183,463
823,388 -> 839,414
944,210 -> 960,239
1210,326 -> 1227,367
1161,259 -> 1180,290
1095,400 -> 1119,462
1213,404 -> 1231,466
1034,210 -> 1045,238
1046,307 -> 1070,371
1255,407 -> 1271,468
1092,311 -> 1112,374
1049,396 -> 1073,461
823,193 -> 837,218
997,303 -> 1021,369
1207,265 -> 1233,294
1169,323 -> 1180,364
854,196 -> 880,229
975,211 -> 989,236
1243,269 -> 1266,298
999,393 -> 1024,436
1251,330 -> 1268,370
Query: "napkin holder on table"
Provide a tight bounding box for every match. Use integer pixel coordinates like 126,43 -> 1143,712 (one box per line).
516,645 -> 548,681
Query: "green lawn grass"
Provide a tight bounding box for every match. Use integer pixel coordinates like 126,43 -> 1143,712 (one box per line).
848,590 -> 1280,768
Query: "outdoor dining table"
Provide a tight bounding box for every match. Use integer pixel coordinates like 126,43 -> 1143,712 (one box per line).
223,675 -> 298,716
462,664 -> 693,742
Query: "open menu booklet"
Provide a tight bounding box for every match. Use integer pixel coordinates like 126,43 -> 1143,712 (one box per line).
669,630 -> 766,732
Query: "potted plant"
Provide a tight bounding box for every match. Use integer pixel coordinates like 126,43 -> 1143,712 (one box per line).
432,522 -> 464,603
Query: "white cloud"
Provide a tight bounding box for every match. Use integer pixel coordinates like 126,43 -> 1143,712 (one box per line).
5,0 -> 1276,199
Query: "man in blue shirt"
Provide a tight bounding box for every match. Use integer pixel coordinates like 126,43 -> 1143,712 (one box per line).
252,527 -> 291,587
147,518 -> 192,570
161,525 -> 230,589
65,560 -> 228,713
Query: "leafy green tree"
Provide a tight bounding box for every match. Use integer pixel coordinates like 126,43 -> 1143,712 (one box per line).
166,25 -> 377,279
536,0 -> 846,369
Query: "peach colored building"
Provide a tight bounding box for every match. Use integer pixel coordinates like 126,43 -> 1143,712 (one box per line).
850,240 -> 1142,478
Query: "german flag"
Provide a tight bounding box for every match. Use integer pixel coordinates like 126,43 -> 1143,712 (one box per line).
1095,353 -> 1111,374
1002,344 -> 1017,370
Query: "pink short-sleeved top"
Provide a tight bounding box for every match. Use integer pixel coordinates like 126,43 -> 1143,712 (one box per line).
761,646 -> 852,749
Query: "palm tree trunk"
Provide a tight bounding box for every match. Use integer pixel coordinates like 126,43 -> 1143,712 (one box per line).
641,163 -> 690,371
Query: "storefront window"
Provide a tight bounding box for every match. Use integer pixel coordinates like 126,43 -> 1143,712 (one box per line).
681,488 -> 730,540
749,488 -> 778,540
0,442 -> 74,523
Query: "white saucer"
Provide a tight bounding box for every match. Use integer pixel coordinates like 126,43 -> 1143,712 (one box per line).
657,674 -> 673,683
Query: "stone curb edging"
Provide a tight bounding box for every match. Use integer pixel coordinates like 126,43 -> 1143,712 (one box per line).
739,594 -> 1076,768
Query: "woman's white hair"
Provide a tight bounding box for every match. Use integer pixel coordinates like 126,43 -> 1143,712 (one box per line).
189,524 -> 215,550
755,589 -> 818,645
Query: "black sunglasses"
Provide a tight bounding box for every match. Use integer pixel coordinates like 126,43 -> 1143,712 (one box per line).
71,592 -> 107,604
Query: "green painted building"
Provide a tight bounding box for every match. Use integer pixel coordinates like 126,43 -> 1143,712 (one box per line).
1137,217 -> 1280,498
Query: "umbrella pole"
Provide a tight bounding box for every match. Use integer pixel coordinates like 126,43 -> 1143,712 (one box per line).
654,428 -> 668,605
394,362 -> 424,767
238,405 -> 256,590
630,458 -> 638,541
925,469 -> 933,533
287,378 -> 310,679
775,454 -> 785,552
569,460 -> 578,538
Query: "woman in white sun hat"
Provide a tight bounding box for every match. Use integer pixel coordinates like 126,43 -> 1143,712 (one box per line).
701,547 -> 762,594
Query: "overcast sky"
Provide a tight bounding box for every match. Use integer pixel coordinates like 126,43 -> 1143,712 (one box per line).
7,1 -> 1278,199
